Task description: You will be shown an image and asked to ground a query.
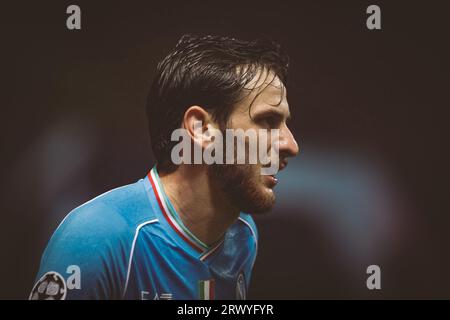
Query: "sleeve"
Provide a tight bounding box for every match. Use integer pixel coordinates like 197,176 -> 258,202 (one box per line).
29,202 -> 131,300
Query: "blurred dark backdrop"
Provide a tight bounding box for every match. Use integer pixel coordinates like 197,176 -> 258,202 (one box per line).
1,0 -> 449,299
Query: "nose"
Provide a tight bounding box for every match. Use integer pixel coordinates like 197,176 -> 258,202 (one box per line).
279,123 -> 299,158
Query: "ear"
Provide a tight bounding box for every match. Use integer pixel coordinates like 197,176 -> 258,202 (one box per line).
182,106 -> 218,149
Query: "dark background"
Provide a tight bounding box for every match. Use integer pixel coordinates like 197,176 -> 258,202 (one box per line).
1,0 -> 449,299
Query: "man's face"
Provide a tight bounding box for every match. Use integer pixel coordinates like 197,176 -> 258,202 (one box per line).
210,72 -> 299,214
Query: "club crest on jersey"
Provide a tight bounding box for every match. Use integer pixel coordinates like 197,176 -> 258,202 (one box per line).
29,272 -> 67,300
236,271 -> 246,300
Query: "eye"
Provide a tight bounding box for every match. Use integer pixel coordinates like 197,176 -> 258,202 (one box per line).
258,116 -> 281,128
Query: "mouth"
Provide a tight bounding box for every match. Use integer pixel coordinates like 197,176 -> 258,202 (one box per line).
264,174 -> 278,189
264,159 -> 287,184
261,159 -> 288,189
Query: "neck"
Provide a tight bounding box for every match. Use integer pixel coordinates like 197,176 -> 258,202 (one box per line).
158,165 -> 240,246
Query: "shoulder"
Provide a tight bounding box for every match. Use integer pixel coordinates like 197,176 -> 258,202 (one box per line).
54,178 -> 157,245
238,212 -> 258,241
235,213 -> 259,274
34,178 -> 160,299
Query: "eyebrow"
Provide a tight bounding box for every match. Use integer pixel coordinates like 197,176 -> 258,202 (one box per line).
252,108 -> 291,121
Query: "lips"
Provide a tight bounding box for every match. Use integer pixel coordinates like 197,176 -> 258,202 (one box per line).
265,174 -> 278,188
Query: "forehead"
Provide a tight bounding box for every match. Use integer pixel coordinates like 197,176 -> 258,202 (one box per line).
233,71 -> 290,118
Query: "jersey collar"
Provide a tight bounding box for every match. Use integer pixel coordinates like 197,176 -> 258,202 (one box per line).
147,166 -> 224,260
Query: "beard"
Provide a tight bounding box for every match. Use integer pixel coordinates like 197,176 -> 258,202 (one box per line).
209,162 -> 275,214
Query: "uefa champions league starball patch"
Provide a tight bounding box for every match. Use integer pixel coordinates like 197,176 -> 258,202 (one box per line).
29,271 -> 67,300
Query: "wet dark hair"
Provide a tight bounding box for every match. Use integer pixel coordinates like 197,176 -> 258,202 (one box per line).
146,34 -> 289,173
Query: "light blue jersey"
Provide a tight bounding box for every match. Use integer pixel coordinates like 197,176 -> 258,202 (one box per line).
29,167 -> 258,300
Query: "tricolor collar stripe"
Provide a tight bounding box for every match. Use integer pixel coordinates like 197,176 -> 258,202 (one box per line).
148,170 -> 204,253
149,168 -> 208,250
151,169 -> 208,250
200,239 -> 224,261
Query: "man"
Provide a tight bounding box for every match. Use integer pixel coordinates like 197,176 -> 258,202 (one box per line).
29,34 -> 299,300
